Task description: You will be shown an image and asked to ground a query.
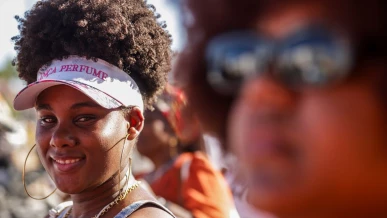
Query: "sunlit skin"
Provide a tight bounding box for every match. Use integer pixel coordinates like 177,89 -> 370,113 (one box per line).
35,85 -> 172,218
36,87 -> 128,192
228,2 -> 387,218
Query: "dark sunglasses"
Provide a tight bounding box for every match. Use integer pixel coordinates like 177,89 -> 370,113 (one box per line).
205,26 -> 353,95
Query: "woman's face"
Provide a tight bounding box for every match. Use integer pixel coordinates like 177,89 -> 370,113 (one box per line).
228,1 -> 387,217
35,85 -> 128,194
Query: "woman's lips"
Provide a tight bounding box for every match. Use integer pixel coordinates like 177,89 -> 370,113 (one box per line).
240,130 -> 299,186
51,157 -> 85,172
54,158 -> 81,164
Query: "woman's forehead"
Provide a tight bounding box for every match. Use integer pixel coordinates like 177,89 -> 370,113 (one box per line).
38,85 -> 86,99
254,1 -> 349,39
36,85 -> 97,108
257,2 -> 322,37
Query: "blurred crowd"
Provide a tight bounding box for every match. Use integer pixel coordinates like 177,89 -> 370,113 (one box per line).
0,88 -> 52,217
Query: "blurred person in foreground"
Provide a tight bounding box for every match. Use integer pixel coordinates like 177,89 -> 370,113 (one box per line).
137,85 -> 235,218
11,0 -> 175,217
173,0 -> 386,218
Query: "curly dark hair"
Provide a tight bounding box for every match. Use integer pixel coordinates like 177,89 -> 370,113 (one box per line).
12,0 -> 172,108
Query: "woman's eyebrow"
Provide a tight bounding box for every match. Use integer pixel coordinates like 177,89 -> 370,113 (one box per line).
35,104 -> 52,111
35,101 -> 101,111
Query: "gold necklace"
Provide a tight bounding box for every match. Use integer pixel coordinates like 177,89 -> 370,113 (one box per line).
63,181 -> 141,218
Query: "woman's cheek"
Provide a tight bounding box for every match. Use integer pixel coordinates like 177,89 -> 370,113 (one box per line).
34,128 -> 51,168
34,144 -> 49,172
97,116 -> 126,150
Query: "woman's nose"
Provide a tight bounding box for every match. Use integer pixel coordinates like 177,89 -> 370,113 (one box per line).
236,75 -> 297,114
50,122 -> 77,148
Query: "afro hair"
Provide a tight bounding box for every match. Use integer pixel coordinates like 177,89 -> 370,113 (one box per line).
12,0 -> 172,108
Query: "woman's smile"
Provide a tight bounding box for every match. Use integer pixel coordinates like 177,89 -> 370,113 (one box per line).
51,156 -> 86,173
49,150 -> 87,173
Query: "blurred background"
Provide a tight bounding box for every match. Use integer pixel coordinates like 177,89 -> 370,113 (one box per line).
0,0 -> 185,217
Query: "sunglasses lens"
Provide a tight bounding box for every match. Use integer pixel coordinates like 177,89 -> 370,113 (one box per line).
206,27 -> 353,95
276,28 -> 352,88
206,31 -> 271,95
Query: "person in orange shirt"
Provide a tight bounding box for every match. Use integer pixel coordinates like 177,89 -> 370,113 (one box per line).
137,85 -> 235,218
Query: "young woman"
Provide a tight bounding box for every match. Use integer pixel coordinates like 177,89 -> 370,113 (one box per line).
137,86 -> 235,218
174,0 -> 386,218
12,0 -> 174,217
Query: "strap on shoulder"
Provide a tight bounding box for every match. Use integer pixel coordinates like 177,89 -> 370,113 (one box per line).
114,200 -> 176,218
48,201 -> 73,218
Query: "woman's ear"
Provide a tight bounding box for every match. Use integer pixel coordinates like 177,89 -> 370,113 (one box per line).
125,107 -> 144,140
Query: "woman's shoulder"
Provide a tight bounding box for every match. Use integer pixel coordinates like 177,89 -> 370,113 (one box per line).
128,202 -> 175,218
116,200 -> 175,218
116,187 -> 175,218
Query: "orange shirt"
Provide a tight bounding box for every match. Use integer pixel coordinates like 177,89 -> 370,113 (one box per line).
150,152 -> 233,218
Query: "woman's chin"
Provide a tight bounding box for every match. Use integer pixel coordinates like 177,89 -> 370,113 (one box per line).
54,179 -> 84,195
246,183 -> 313,217
56,185 -> 80,195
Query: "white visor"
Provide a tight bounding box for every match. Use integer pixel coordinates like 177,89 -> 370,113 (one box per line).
13,56 -> 144,111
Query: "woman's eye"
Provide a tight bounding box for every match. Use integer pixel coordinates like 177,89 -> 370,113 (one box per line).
75,115 -> 95,123
39,117 -> 56,125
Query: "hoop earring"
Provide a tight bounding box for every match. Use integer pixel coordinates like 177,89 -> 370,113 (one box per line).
23,144 -> 57,200
118,134 -> 130,195
128,157 -> 132,184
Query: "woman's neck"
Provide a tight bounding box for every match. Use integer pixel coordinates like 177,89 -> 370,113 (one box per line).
68,166 -> 136,218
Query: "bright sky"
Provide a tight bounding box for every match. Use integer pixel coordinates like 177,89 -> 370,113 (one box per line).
0,0 -> 183,68
0,0 -> 27,67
